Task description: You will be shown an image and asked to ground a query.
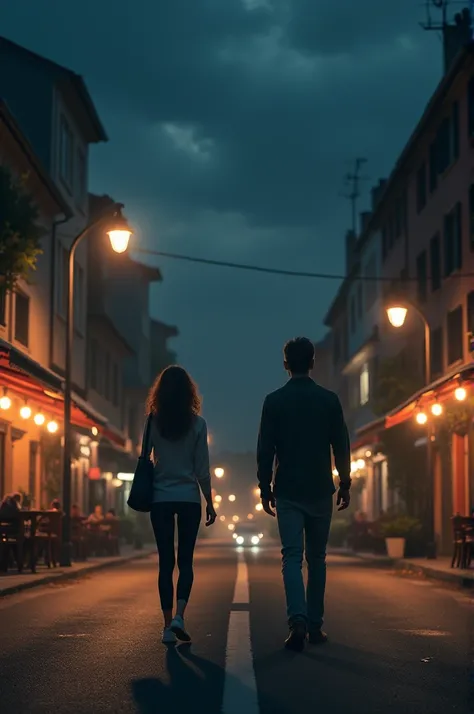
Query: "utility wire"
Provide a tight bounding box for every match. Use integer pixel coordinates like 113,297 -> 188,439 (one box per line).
134,247 -> 474,283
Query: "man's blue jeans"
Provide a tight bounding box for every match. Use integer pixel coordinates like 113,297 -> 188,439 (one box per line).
276,496 -> 333,631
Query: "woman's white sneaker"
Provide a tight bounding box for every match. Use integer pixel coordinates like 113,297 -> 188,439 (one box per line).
170,615 -> 191,642
162,627 -> 177,644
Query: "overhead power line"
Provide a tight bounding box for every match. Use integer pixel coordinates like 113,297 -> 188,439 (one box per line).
134,247 -> 474,282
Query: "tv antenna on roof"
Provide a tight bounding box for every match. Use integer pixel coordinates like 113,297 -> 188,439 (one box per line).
340,158 -> 368,235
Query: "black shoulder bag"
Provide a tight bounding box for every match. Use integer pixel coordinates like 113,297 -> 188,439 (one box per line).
127,415 -> 154,513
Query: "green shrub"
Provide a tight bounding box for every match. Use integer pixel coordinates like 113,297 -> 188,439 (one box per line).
378,516 -> 422,538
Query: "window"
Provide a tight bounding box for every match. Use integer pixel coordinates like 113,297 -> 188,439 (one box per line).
89,338 -> 98,390
436,117 -> 451,174
447,306 -> 463,365
350,296 -> 356,333
357,283 -> 363,319
76,149 -> 86,206
468,291 -> 474,334
444,203 -> 462,276
104,352 -> 111,400
0,286 -> 6,325
364,254 -> 377,309
56,241 -> 68,317
416,163 -> 426,213
430,327 -> 443,379
452,101 -> 459,161
429,140 -> 438,193
470,184 -> 474,251
14,292 -> 29,346
112,362 -> 120,407
430,233 -> 441,291
382,227 -> 388,260
416,249 -> 427,303
73,263 -> 85,333
359,363 -> 369,405
468,76 -> 474,138
59,115 -> 74,188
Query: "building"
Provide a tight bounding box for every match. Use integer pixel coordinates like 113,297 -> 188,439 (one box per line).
150,319 -> 178,377
0,38 -> 110,510
323,29 -> 474,551
0,100 -> 104,505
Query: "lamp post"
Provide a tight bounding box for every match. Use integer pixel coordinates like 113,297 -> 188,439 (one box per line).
386,300 -> 437,559
59,203 -> 132,566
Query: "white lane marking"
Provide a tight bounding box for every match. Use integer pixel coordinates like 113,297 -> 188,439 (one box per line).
223,551 -> 259,714
232,551 -> 250,604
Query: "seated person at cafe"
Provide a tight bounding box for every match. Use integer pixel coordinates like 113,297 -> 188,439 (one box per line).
0,492 -> 22,517
71,504 -> 83,518
105,508 -> 118,520
87,505 -> 104,523
49,499 -> 62,512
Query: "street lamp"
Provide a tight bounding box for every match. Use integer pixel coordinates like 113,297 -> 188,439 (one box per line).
214,467 -> 225,478
386,298 -> 436,559
60,203 -> 132,566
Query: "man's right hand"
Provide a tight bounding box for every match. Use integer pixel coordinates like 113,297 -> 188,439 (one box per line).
337,487 -> 351,511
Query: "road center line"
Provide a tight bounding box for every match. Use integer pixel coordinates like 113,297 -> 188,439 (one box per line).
222,551 -> 259,714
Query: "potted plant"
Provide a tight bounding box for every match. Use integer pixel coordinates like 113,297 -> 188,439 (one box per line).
378,516 -> 422,559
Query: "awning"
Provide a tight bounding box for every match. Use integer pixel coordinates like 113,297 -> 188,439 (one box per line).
0,342 -> 107,429
354,362 -> 474,438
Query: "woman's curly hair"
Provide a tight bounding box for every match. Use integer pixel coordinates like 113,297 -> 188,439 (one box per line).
146,365 -> 201,440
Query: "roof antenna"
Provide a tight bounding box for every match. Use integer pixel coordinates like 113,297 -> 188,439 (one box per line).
340,158 -> 368,235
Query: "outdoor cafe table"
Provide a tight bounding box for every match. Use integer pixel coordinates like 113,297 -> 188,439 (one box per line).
1,510 -> 62,573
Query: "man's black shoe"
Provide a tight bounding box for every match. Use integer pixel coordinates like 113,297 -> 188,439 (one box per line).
308,630 -> 328,645
284,622 -> 307,652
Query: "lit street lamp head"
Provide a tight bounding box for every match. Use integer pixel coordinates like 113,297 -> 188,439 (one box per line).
107,205 -> 132,253
386,305 -> 408,328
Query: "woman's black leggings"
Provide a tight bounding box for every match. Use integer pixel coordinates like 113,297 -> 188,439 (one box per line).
150,502 -> 202,611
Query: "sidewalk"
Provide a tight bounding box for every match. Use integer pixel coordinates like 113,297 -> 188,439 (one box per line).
330,547 -> 474,587
0,545 -> 156,597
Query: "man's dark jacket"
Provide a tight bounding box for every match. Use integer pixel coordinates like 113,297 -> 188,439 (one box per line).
257,377 -> 351,502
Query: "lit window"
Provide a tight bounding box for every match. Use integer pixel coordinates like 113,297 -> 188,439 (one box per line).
360,363 -> 369,405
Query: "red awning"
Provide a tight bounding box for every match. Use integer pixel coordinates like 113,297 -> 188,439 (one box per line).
0,365 -> 102,430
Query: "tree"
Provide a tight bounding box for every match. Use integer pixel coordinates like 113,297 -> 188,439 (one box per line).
0,165 -> 43,290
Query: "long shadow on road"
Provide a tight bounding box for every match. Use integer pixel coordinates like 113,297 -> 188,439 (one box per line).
132,645 -> 224,714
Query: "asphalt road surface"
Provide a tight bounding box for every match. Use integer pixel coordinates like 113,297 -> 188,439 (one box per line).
0,541 -> 471,714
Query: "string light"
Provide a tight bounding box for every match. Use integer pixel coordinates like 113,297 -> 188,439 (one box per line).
416,412 -> 428,425
20,404 -> 32,419
47,420 -> 59,433
455,387 -> 467,401
34,413 -> 45,426
431,403 -> 443,417
0,395 -> 11,410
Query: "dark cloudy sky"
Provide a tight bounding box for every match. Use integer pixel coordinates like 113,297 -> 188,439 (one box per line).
3,1 -> 445,451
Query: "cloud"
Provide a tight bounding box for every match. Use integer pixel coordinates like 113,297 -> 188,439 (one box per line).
0,0 -> 444,448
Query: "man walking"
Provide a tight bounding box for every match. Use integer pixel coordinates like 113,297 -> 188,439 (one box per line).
257,337 -> 351,651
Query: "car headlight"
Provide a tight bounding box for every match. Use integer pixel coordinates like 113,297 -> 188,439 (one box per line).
236,536 -> 244,545
251,536 -> 260,545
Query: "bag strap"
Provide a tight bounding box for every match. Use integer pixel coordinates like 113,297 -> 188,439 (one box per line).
140,415 -> 152,459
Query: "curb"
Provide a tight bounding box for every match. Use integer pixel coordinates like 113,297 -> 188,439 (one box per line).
332,549 -> 473,588
0,548 -> 155,598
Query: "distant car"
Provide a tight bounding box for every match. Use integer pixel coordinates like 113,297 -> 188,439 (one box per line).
232,522 -> 264,547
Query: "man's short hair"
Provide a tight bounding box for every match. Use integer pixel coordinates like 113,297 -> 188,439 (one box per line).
283,337 -> 315,374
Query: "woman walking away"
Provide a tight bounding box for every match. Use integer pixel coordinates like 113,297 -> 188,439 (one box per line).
147,365 -> 217,645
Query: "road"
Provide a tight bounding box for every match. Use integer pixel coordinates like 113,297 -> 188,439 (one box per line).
0,541 -> 471,714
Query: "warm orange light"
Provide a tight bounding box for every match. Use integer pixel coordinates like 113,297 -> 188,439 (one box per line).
386,306 -> 408,328
455,387 -> 467,402
34,413 -> 45,426
415,412 -> 428,425
214,467 -> 225,478
219,515 -> 226,522
228,523 -> 235,531
47,420 -> 59,434
213,502 -> 220,510
232,515 -> 239,522
431,403 -> 443,417
20,405 -> 32,419
91,426 -> 99,436
247,513 -> 254,520
107,229 -> 131,254
255,503 -> 263,512
228,494 -> 236,502
215,495 -> 222,503
0,395 -> 11,410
